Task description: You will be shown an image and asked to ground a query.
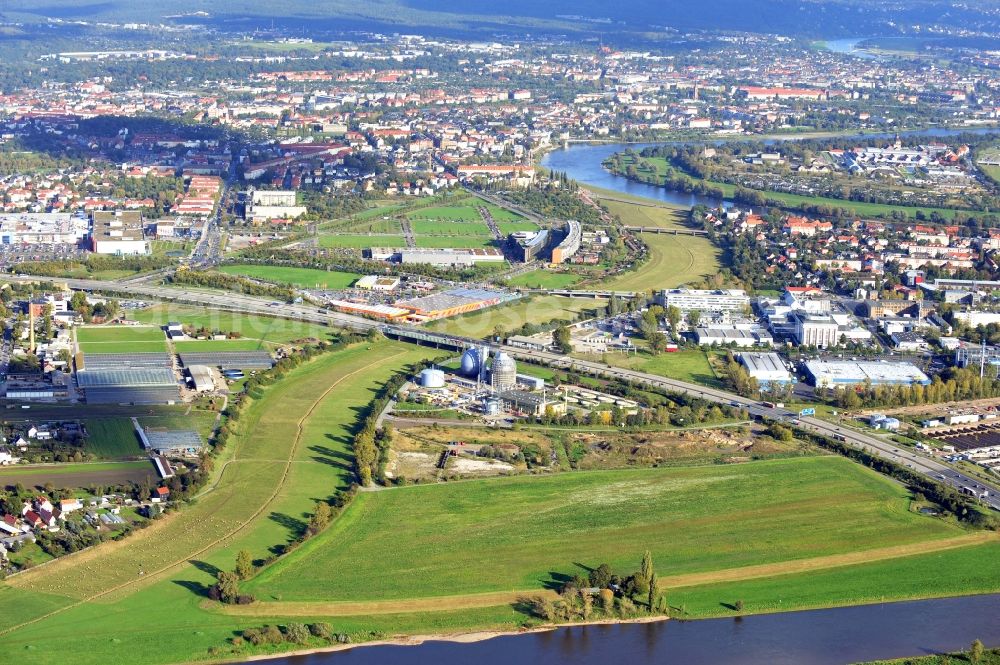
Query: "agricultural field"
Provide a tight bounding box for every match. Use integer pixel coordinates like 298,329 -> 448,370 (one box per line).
75,325 -> 167,354
216,265 -> 361,289
601,197 -> 690,230
246,456 -> 962,602
81,418 -> 144,459
129,304 -> 334,346
0,461 -> 157,490
427,296 -> 606,338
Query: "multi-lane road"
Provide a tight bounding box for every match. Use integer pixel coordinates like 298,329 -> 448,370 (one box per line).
6,272 -> 999,510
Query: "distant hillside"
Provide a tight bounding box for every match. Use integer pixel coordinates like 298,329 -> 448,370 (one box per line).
4,0 -> 1000,39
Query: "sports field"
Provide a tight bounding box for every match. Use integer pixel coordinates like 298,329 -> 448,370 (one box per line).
172,339 -> 269,352
427,296 -> 605,338
76,326 -> 167,354
0,461 -> 156,489
130,304 -> 333,346
246,456 -> 961,602
216,265 -> 361,289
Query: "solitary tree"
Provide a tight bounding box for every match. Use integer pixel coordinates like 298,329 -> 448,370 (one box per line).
641,550 -> 654,582
214,571 -> 241,604
648,572 -> 659,611
235,550 -> 254,580
971,639 -> 984,664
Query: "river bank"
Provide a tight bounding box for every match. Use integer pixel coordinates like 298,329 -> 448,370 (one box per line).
240,594 -> 1000,665
239,616 -> 669,663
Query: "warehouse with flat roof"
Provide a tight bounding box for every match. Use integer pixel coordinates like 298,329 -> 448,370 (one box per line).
77,368 -> 180,404
736,352 -> 793,385
804,360 -> 930,389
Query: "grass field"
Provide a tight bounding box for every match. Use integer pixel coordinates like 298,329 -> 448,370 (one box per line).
407,204 -> 482,221
507,269 -> 583,289
427,296 -> 606,338
591,197 -> 722,291
576,348 -> 723,387
316,234 -> 405,248
76,326 -> 167,354
129,305 -> 333,346
246,456 -> 961,602
409,219 -> 492,236
216,265 -> 361,289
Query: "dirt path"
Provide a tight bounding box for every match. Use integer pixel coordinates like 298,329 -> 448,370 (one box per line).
213,531 -> 996,618
0,351 -> 406,637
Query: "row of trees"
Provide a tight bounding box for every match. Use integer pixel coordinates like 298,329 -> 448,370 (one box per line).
168,270 -> 295,302
828,367 -> 1000,409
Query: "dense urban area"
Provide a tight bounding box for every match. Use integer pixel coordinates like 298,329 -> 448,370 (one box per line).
0,1 -> 999,664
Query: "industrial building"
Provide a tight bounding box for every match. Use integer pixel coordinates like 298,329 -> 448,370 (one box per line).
77,368 -> 180,404
186,365 -> 216,392
656,289 -> 750,313
736,352 -> 793,386
396,288 -> 518,321
398,248 -> 506,267
355,275 -> 401,291
495,389 -> 566,417
551,221 -> 582,264
804,360 -> 930,389
325,299 -> 411,321
695,325 -> 774,347
90,210 -> 148,255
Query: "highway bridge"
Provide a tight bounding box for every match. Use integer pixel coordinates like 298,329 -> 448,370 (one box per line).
6,272 -> 999,510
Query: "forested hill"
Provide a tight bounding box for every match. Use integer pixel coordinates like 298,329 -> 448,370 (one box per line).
5,0 -> 1000,40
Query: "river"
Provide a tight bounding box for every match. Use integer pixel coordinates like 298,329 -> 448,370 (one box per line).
263,594 -> 1000,664
539,127 -> 1000,208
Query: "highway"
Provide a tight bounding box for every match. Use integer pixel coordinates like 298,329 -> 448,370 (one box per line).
6,272 -> 999,510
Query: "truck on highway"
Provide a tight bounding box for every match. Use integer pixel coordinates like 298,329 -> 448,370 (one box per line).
761,401 -> 785,409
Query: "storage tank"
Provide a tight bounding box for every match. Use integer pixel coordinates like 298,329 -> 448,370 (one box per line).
460,346 -> 489,377
491,352 -> 517,391
419,368 -> 446,388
